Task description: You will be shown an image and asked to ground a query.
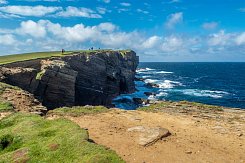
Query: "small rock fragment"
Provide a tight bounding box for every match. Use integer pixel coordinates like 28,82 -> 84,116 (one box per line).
185,151 -> 192,154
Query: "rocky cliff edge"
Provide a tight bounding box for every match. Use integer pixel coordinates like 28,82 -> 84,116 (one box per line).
0,50 -> 139,109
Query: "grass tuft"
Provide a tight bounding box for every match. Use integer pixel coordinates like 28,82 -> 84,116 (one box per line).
138,100 -> 224,112
36,70 -> 46,80
0,101 -> 14,112
49,105 -> 109,117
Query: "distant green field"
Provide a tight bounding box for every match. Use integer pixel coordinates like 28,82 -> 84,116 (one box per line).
0,49 -> 132,65
0,51 -> 71,65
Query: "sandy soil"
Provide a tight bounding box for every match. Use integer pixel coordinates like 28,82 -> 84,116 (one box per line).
66,109 -> 245,163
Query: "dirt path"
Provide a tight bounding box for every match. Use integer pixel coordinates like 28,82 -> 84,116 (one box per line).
67,109 -> 244,163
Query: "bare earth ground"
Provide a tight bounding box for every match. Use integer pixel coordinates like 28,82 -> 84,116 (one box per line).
60,108 -> 245,163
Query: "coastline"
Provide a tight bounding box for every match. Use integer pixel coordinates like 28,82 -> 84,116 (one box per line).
0,51 -> 244,162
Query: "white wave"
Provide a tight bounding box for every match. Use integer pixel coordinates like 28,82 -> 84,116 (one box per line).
136,68 -> 155,73
145,68 -> 155,71
179,89 -> 229,98
137,71 -> 154,74
148,95 -> 157,100
158,80 -> 182,89
142,75 -> 151,79
144,79 -> 159,83
156,92 -> 168,97
155,71 -> 173,74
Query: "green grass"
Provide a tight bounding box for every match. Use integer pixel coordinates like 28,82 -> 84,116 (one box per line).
0,49 -> 133,65
138,100 -> 224,112
0,101 -> 14,112
179,101 -> 224,111
0,51 -> 74,65
137,102 -> 171,112
0,113 -> 124,162
36,70 -> 46,80
0,82 -> 19,112
49,106 -> 109,117
0,82 -> 20,95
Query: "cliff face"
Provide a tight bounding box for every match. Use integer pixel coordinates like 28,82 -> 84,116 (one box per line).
0,50 -> 139,109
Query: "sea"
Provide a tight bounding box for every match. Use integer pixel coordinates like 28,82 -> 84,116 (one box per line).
113,62 -> 245,110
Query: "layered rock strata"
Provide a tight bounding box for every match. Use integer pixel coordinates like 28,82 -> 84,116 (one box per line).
0,50 -> 139,109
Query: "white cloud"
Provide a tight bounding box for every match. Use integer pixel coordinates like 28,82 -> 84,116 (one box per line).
137,9 -> 149,14
1,19 -> 245,61
235,32 -> 245,45
56,6 -> 102,18
0,0 -> 7,4
0,12 -> 22,18
165,12 -> 183,29
10,20 -> 142,49
117,8 -> 129,13
208,30 -> 232,46
120,3 -> 131,7
202,22 -> 218,30
142,36 -> 161,49
0,5 -> 103,18
96,7 -> 107,14
100,0 -> 110,3
44,21 -> 104,42
0,34 -> 16,45
0,5 -> 61,16
97,22 -> 117,32
0,28 -> 13,34
161,35 -> 183,52
16,20 -> 47,38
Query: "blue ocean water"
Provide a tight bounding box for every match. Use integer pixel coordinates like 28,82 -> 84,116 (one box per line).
113,62 -> 245,110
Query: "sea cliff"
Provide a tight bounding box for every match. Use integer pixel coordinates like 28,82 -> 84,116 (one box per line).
0,50 -> 139,109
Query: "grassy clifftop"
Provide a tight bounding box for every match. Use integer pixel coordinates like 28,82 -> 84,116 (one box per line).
0,51 -> 72,65
0,113 -> 124,162
0,49 -> 133,65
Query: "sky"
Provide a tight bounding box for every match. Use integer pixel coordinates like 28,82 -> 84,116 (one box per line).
0,0 -> 245,62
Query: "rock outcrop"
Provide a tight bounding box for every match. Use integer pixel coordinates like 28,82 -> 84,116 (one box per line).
127,126 -> 170,146
0,50 -> 139,109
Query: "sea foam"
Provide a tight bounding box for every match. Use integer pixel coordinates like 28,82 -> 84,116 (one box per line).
155,71 -> 173,74
179,89 -> 229,98
158,80 -> 182,89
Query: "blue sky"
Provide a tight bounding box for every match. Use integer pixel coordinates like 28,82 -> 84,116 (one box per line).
0,0 -> 245,61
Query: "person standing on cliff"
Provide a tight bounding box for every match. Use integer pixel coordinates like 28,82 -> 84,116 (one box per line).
62,49 -> 65,54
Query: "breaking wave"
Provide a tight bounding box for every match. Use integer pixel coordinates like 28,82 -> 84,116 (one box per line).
172,89 -> 229,98
155,71 -> 173,74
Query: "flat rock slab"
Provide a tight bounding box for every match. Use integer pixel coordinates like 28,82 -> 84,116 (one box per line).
127,126 -> 170,146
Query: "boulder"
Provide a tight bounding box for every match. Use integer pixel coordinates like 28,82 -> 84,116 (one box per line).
127,126 -> 171,146
144,92 -> 156,96
133,98 -> 150,105
146,83 -> 159,88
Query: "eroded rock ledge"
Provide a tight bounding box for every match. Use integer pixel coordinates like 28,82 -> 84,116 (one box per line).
0,50 -> 139,109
